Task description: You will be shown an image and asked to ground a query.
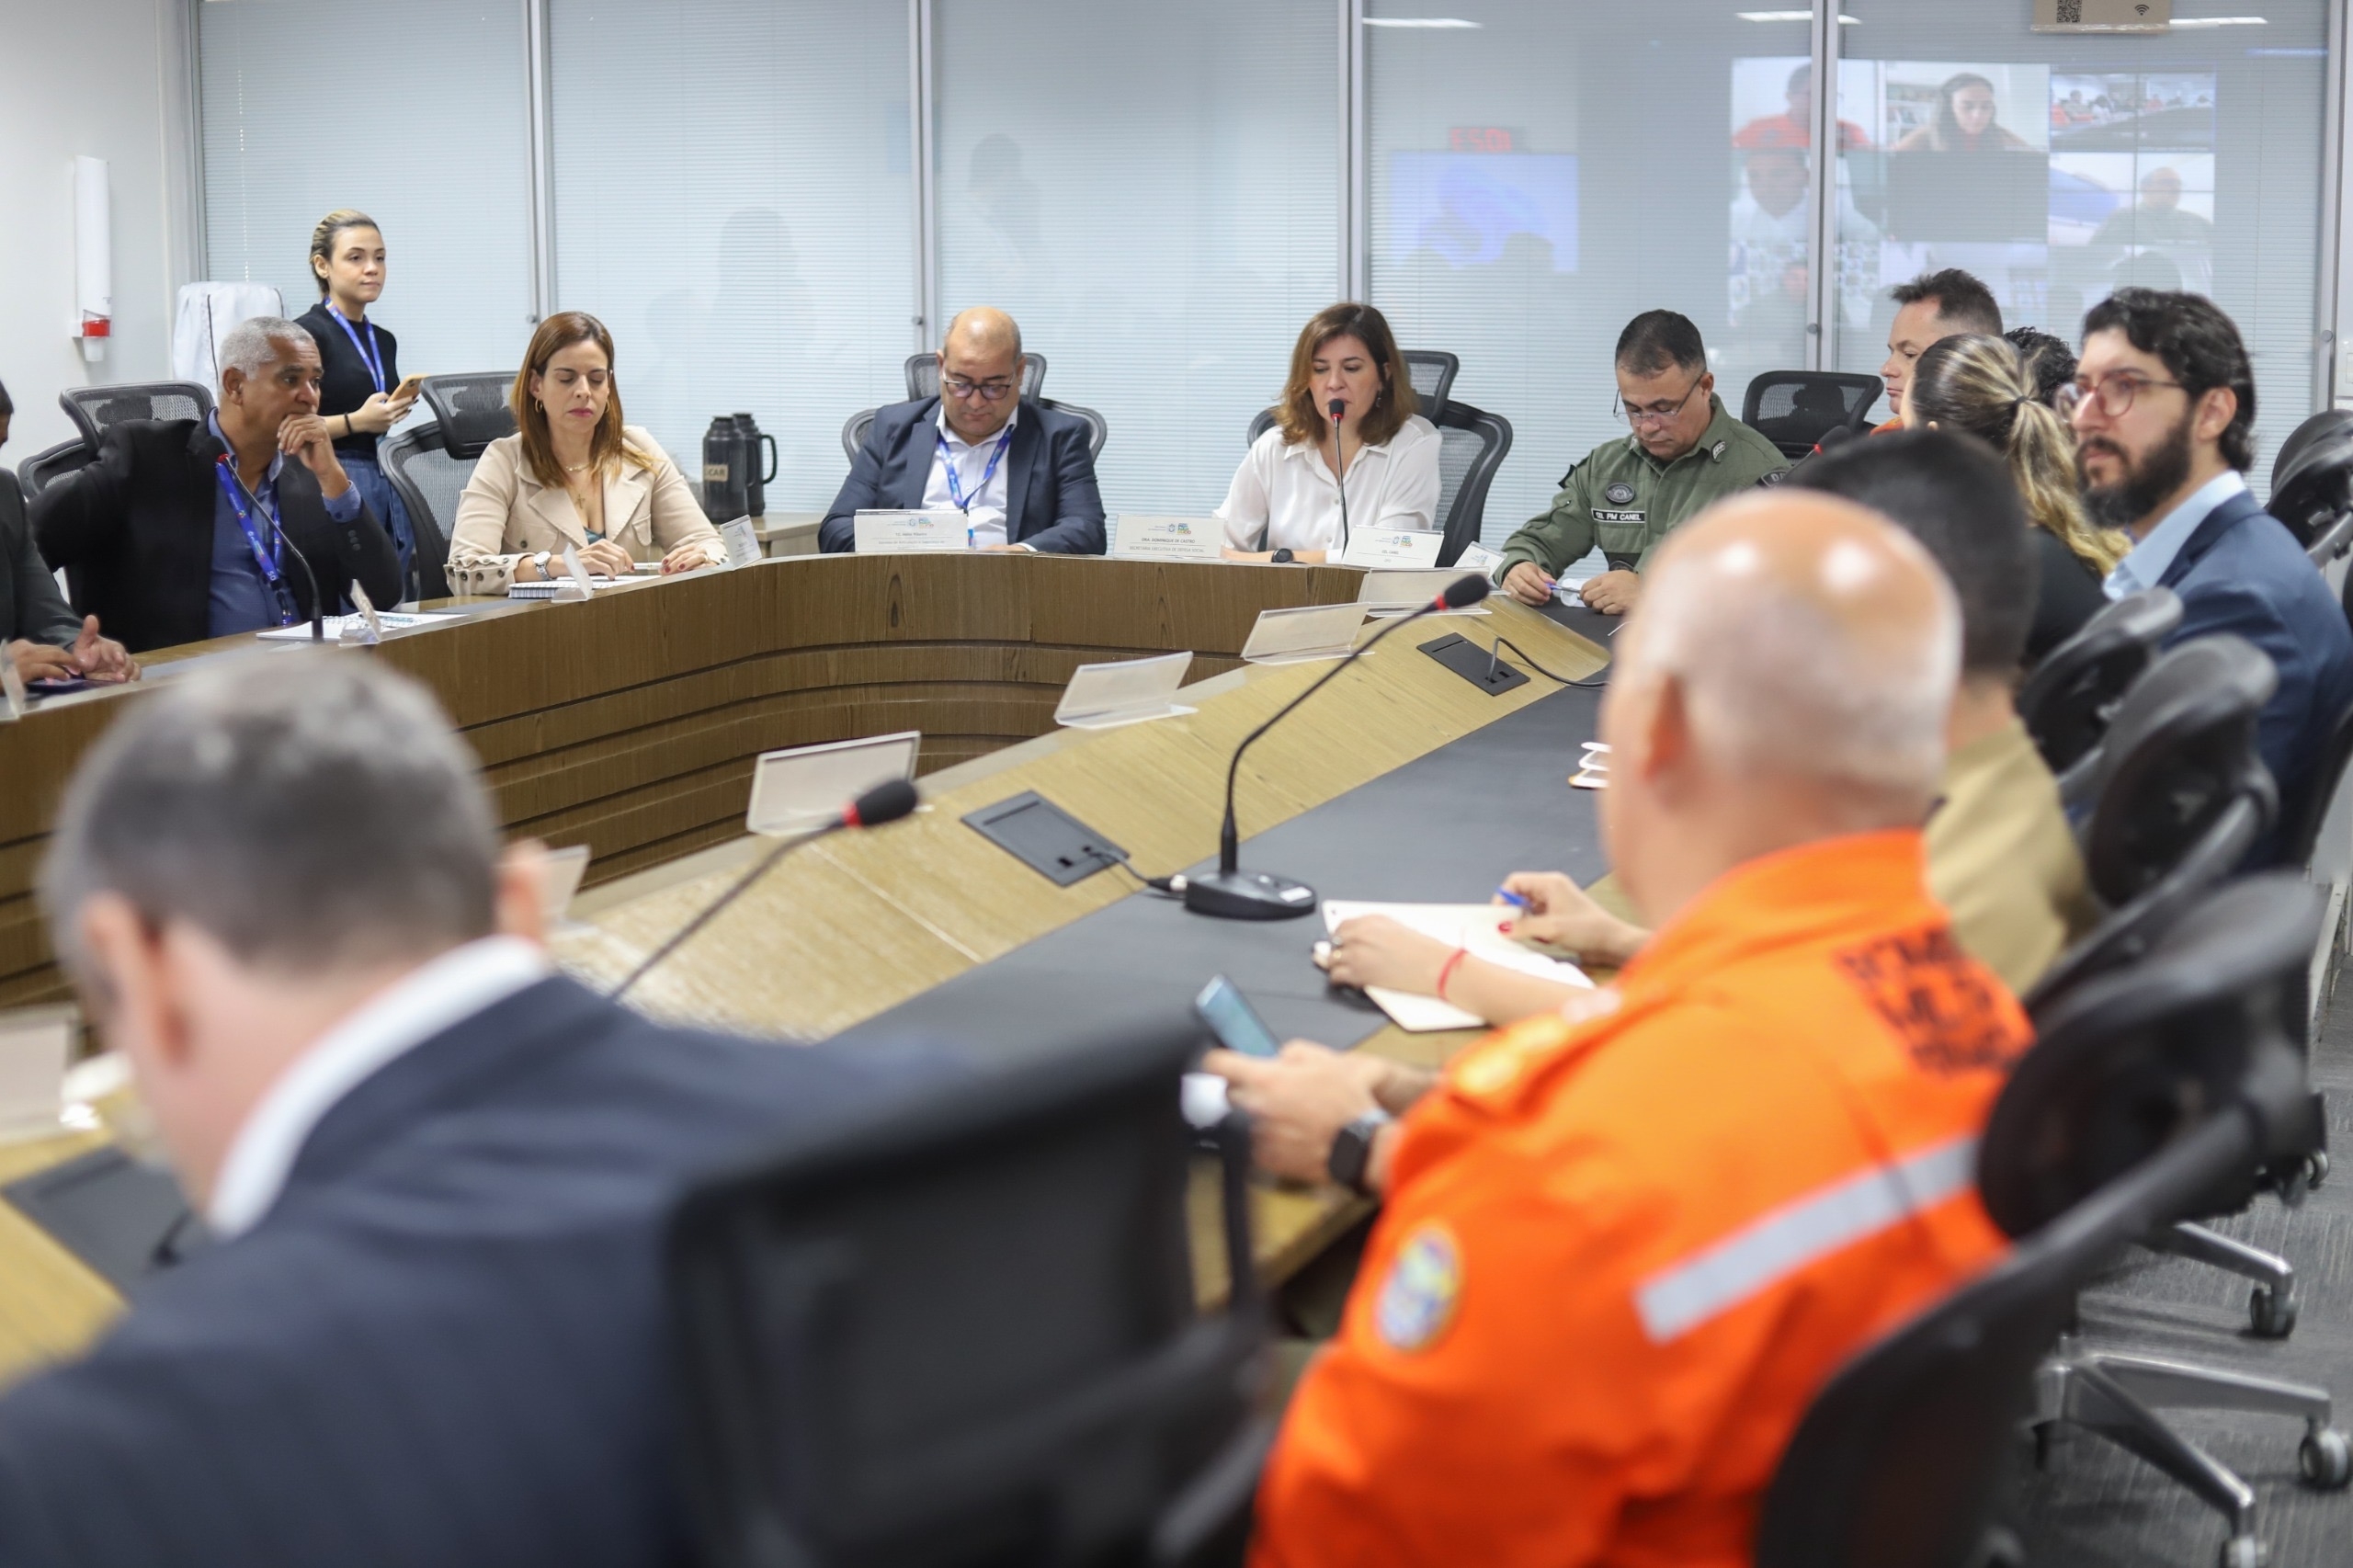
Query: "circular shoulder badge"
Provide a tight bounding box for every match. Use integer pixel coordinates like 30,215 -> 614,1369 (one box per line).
1710,440 -> 1728,461
1603,481 -> 1636,506
1374,1222 -> 1463,1354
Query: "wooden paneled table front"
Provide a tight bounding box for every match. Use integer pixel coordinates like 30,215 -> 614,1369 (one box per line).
0,553 -> 1607,1386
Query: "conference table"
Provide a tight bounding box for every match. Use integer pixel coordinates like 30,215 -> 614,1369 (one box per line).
0,551 -> 1611,1386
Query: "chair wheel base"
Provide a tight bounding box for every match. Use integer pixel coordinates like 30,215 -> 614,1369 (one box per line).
2250,1285 -> 2300,1338
2301,1426 -> 2353,1489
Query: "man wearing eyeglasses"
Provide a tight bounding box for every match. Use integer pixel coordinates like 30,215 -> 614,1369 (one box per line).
2069,287 -> 2353,860
1495,311 -> 1788,615
819,306 -> 1106,555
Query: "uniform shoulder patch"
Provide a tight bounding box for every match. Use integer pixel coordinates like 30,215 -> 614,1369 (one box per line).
1835,927 -> 2026,1076
1374,1221 -> 1463,1353
1710,440 -> 1728,461
1558,460 -> 1584,490
1604,481 -> 1636,506
1756,466 -> 1788,488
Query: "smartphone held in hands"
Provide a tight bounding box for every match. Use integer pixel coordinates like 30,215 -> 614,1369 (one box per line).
1194,974 -> 1281,1059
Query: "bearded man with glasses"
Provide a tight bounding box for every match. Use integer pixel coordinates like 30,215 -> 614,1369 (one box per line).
2068,287 -> 2353,863
1495,310 -> 1788,616
820,305 -> 1106,554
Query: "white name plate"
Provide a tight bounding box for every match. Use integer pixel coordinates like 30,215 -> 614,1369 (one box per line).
1358,567 -> 1487,612
1055,650 -> 1196,730
0,1005 -> 74,1137
1110,515 -> 1224,562
854,509 -> 971,553
747,731 -> 923,836
1241,603 -> 1368,665
718,516 -> 763,568
1339,528 -> 1445,570
1455,540 -> 1505,576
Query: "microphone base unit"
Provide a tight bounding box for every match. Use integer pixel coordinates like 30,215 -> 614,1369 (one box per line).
1420,632 -> 1530,696
1183,868 -> 1318,921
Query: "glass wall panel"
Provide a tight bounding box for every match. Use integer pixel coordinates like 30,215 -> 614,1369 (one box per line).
550,0 -> 915,510
1367,1 -> 1815,546
1831,3 -> 2327,492
932,0 -> 1341,515
199,0 -> 536,385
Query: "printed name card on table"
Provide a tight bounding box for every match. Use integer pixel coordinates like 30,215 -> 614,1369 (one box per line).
1240,603 -> 1369,665
1054,650 -> 1196,731
0,1005 -> 75,1139
1109,515 -> 1225,562
1455,540 -> 1505,576
538,844 -> 592,928
1358,568 -> 1489,617
1338,528 -> 1445,570
745,732 -> 923,837
717,516 -> 764,568
853,509 -> 971,554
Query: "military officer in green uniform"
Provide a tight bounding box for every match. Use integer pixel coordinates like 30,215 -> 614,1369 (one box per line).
1495,310 -> 1789,614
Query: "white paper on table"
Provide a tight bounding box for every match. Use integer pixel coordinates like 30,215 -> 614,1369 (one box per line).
854,509 -> 970,553
1338,528 -> 1445,570
1240,602 -> 1368,665
1055,650 -> 1196,730
1323,900 -> 1592,1032
258,612 -> 463,641
1109,515 -> 1225,562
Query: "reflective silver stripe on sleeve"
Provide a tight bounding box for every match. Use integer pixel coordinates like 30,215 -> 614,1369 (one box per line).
1632,1133 -> 1980,1345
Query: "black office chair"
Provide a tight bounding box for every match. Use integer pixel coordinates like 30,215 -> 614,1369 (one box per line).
2275,701 -> 2353,873
905,351 -> 1048,403
379,425 -> 458,601
19,437 -> 97,497
843,398 -> 1107,469
2018,587 -> 2183,786
668,1016 -> 1271,1568
58,381 -> 214,451
1432,400 -> 1512,567
1756,878 -> 2333,1568
1740,371 -> 1881,460
1398,349 -> 1459,420
417,373 -> 517,460
2266,414 -> 2353,566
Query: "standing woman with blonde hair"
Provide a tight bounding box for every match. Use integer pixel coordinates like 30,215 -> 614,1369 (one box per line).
1906,332 -> 2127,661
296,210 -> 422,594
447,312 -> 722,594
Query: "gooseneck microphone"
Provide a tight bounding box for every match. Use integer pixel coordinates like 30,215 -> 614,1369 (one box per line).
1327,397 -> 1351,556
1184,573 -> 1492,920
610,778 -> 920,1002
273,520 -> 326,642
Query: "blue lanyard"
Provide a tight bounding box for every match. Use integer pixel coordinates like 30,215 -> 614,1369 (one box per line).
935,425 -> 1014,515
213,458 -> 299,626
327,307 -> 386,395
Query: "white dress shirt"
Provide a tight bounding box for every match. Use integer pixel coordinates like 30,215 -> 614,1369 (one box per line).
2103,468 -> 2248,599
924,405 -> 1020,550
1216,414 -> 1442,554
206,936 -> 552,1239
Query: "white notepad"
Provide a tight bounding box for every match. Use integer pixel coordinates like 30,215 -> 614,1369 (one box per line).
1322,900 -> 1591,1032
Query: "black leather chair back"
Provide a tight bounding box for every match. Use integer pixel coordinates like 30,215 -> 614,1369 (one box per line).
1756,875 -> 2324,1568
418,374 -> 517,460
669,1015 -> 1269,1568
2018,587 -> 2182,775
1740,371 -> 1882,459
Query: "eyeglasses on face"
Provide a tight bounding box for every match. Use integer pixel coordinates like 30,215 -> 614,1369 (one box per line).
1613,374 -> 1705,428
943,376 -> 1017,402
2057,371 -> 2185,420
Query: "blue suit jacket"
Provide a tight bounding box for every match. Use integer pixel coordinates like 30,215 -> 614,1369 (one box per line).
2160,487 -> 2353,858
819,397 -> 1106,554
0,977 -> 924,1568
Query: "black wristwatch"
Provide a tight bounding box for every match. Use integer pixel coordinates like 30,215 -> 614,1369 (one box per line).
1327,1107 -> 1395,1196
1269,547 -> 1296,564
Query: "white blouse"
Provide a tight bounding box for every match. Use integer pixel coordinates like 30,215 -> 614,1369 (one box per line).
1215,414 -> 1442,553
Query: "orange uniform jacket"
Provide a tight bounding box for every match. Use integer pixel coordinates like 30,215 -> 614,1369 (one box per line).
1252,831 -> 2030,1568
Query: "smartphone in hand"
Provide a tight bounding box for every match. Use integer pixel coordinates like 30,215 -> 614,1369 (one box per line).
1194,974 -> 1281,1059
392,372 -> 428,403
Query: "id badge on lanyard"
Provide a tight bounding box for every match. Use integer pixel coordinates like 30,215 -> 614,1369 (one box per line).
214,459 -> 299,626
331,309 -> 387,395
937,425 -> 1013,515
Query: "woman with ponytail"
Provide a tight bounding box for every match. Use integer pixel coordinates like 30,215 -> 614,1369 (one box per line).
296,210 -> 422,596
1906,332 -> 2127,662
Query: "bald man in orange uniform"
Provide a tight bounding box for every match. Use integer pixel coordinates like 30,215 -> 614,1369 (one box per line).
1213,493 -> 2031,1568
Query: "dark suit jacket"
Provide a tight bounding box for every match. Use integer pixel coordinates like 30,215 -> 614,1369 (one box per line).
820,397 -> 1106,554
28,418 -> 401,653
0,478 -> 78,648
2159,487 -> 2353,859
2027,526 -> 2108,665
0,976 -> 924,1568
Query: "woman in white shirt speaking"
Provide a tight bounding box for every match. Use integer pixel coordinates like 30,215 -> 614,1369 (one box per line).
1218,302 -> 1440,563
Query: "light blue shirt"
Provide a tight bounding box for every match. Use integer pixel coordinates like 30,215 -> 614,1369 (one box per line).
206,411 -> 363,636
2103,468 -> 2249,600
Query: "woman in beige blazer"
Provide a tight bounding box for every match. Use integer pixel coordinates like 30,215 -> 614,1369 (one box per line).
447,311 -> 724,594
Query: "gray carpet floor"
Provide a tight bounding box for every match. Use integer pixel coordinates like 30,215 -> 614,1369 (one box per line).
2019,957 -> 2353,1567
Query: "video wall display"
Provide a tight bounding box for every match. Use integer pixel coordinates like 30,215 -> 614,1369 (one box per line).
1386,150 -> 1582,275
1730,56 -> 2219,341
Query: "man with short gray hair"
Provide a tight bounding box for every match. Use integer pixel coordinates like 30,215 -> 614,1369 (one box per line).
0,655 -> 915,1568
31,315 -> 402,652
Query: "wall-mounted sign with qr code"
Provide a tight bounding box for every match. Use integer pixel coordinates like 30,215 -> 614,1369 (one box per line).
2034,0 -> 2172,32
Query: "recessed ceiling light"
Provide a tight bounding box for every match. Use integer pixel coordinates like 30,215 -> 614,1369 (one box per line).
2169,15 -> 2268,24
1735,10 -> 1859,20
1363,17 -> 1483,28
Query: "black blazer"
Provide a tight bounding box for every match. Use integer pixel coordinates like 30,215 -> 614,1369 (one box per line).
29,418 -> 401,653
820,396 -> 1106,554
0,477 -> 79,648
0,976 -> 930,1568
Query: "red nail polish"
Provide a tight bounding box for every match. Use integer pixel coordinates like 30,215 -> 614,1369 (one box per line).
1500,921 -> 1514,934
